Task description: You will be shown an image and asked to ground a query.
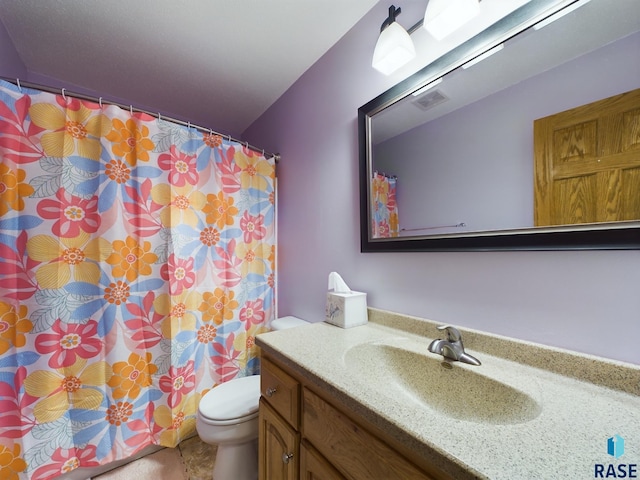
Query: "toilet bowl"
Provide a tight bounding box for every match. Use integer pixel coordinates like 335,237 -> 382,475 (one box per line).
196,316 -> 308,480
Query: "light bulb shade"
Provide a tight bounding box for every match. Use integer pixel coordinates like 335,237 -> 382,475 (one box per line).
423,0 -> 480,40
372,21 -> 416,75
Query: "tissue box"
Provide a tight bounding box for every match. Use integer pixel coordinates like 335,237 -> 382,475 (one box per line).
325,291 -> 368,328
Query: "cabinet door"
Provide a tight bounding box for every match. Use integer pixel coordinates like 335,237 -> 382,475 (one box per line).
259,399 -> 299,480
300,441 -> 346,480
302,388 -> 439,480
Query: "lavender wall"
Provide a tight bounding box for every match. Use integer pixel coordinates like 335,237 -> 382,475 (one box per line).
2,6 -> 639,364
0,18 -> 27,78
374,33 -> 640,235
244,3 -> 640,365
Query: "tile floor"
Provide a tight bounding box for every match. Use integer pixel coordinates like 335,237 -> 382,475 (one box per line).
93,436 -> 217,480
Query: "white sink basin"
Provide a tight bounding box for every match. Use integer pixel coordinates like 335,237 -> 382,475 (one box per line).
344,341 -> 542,425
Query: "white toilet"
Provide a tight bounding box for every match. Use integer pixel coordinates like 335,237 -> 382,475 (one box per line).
196,316 -> 308,480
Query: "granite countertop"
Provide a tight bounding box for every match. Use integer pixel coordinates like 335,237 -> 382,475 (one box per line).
256,308 -> 640,480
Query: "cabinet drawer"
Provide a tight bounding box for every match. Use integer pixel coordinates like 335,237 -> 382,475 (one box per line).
302,387 -> 438,480
261,356 -> 300,428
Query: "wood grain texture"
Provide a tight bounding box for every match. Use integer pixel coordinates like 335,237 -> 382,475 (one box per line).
259,399 -> 300,480
300,441 -> 347,480
534,88 -> 640,226
261,356 -> 301,429
302,387 -> 437,480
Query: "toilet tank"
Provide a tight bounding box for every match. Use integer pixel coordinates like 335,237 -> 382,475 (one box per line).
271,316 -> 308,331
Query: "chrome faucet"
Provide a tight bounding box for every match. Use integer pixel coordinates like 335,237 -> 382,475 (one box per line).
428,325 -> 481,366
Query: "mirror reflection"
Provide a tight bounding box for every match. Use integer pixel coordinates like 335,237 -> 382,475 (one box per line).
367,0 -> 640,240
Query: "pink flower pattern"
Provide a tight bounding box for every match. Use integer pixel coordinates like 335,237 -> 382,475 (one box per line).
31,446 -> 100,480
240,211 -> 266,244
0,80 -> 276,480
158,145 -> 198,186
36,188 -> 101,237
34,319 -> 102,368
159,361 -> 196,408
239,299 -> 265,326
161,254 -> 196,296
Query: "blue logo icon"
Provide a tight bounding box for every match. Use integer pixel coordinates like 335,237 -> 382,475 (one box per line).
608,434 -> 625,459
595,435 -> 636,478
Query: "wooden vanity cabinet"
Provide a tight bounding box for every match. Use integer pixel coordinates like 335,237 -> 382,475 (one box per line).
259,356 -> 300,480
300,440 -> 347,480
259,352 -> 444,480
259,399 -> 299,480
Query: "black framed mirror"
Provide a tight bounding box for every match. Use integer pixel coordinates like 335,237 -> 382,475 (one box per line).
359,0 -> 640,252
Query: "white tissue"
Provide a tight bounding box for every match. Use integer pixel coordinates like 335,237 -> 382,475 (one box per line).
325,272 -> 367,328
328,271 -> 351,293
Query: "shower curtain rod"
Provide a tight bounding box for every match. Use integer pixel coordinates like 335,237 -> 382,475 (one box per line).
1,77 -> 280,163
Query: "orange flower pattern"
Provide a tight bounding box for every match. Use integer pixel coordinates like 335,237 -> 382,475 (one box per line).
106,236 -> 158,282
105,118 -> 155,165
0,301 -> 32,355
108,352 -> 157,399
105,159 -> 131,184
0,444 -> 27,480
0,79 -> 275,480
105,401 -> 134,426
199,288 -> 238,324
202,191 -> 238,229
0,164 -> 34,216
371,173 -> 399,238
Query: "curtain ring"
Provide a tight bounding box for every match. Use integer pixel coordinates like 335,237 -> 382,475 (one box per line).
130,105 -> 133,115
158,113 -> 162,122
61,88 -> 67,100
99,97 -> 103,107
16,79 -> 21,92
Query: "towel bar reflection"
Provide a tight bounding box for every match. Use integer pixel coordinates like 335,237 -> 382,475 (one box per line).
401,222 -> 466,232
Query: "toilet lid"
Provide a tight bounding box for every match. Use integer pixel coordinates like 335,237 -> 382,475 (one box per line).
198,375 -> 261,421
272,316 -> 308,330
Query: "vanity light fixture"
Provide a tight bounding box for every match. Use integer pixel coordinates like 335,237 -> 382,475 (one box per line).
533,0 -> 592,30
423,0 -> 481,40
372,5 -> 416,75
462,43 -> 503,69
373,1 -> 485,75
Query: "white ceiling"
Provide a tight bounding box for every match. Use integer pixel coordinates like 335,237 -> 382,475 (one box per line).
0,0 -> 379,136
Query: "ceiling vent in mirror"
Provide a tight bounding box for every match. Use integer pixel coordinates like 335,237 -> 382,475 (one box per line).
412,89 -> 448,111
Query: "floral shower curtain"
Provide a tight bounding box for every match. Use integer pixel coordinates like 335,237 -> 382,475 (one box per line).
0,79 -> 276,480
371,172 -> 399,238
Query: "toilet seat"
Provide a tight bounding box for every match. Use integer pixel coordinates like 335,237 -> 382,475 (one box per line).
198,375 -> 260,425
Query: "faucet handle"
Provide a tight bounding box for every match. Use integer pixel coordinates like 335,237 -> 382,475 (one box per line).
437,325 -> 462,342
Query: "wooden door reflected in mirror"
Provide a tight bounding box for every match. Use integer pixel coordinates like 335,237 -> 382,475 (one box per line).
534,88 -> 640,226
